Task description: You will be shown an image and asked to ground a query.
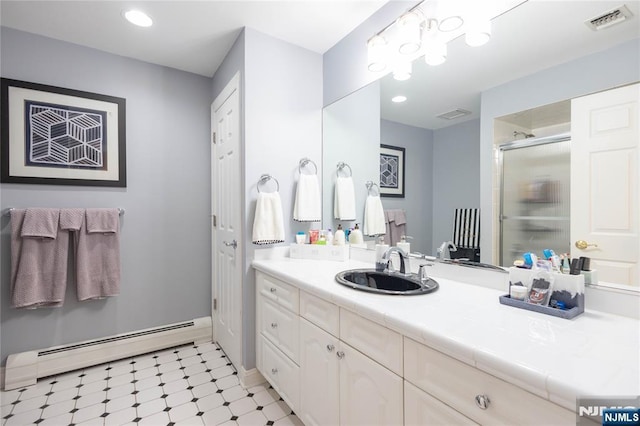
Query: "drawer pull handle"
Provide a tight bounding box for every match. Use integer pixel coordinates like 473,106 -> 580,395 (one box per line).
326,344 -> 335,352
270,287 -> 277,293
271,322 -> 278,328
271,368 -> 278,374
336,351 -> 345,359
475,394 -> 490,410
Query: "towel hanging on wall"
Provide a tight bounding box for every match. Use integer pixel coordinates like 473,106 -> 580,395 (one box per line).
294,173 -> 321,222
253,174 -> 285,245
10,208 -> 69,309
334,176 -> 356,221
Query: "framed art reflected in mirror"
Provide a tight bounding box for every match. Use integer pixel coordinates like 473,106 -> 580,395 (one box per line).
380,144 -> 405,198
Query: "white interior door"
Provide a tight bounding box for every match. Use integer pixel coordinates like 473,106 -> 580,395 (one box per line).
212,72 -> 242,368
571,83 -> 639,286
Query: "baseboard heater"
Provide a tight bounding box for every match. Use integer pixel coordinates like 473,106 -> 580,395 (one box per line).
3,316 -> 212,391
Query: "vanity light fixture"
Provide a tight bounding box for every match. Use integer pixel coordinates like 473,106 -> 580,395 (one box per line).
123,9 -> 153,27
366,0 -> 494,74
392,95 -> 407,103
367,34 -> 388,72
393,60 -> 412,81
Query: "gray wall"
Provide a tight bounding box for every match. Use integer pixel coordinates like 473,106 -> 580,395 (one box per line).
479,39 -> 640,262
380,119 -> 433,254
323,81 -> 380,232
0,28 -> 213,364
432,119 -> 480,254
242,28 -> 323,368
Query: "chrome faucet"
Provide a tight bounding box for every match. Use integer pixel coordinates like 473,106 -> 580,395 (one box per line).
382,246 -> 409,275
437,241 -> 457,260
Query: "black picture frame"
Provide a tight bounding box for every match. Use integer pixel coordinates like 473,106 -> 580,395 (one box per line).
380,144 -> 405,198
1,78 -> 126,187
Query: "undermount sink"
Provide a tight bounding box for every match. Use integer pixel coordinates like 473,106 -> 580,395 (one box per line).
335,269 -> 439,296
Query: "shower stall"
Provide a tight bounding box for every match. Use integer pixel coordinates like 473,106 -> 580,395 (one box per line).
499,133 -> 571,266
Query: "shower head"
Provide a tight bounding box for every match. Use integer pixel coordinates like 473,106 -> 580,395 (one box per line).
513,130 -> 535,139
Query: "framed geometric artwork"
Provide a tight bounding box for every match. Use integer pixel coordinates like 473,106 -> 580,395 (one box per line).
1,78 -> 126,187
380,144 -> 405,198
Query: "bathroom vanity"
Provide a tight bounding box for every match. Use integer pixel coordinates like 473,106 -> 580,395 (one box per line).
253,256 -> 639,425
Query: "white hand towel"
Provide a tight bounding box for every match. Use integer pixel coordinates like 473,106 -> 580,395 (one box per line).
364,195 -> 386,236
252,192 -> 285,245
293,174 -> 321,222
334,176 -> 356,221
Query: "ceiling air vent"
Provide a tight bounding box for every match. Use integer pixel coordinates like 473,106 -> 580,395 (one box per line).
436,109 -> 471,120
586,5 -> 633,31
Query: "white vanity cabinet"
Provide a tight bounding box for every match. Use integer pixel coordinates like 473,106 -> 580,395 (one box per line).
404,337 -> 575,425
256,272 -> 300,411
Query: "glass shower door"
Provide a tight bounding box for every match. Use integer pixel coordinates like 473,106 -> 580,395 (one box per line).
499,137 -> 571,266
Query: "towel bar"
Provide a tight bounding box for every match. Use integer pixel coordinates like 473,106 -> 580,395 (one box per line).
336,162 -> 352,177
3,207 -> 125,217
257,174 -> 280,193
298,157 -> 318,175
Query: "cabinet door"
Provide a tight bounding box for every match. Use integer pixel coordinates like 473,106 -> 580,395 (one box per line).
339,342 -> 403,426
299,318 -> 339,426
404,381 -> 478,426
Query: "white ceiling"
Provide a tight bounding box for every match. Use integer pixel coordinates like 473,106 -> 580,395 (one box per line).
0,0 -> 390,77
380,0 -> 640,129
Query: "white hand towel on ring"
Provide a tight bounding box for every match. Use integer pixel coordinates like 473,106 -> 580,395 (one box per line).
252,192 -> 285,245
293,173 -> 321,222
364,194 -> 386,236
334,176 -> 356,221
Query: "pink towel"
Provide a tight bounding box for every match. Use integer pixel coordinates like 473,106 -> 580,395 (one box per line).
60,208 -> 85,231
10,209 -> 69,309
75,208 -> 121,301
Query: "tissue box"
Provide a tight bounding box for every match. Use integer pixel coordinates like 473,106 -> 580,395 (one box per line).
289,244 -> 350,262
500,267 -> 585,319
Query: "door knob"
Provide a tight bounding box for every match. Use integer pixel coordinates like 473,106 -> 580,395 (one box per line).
326,344 -> 335,352
223,240 -> 238,249
336,351 -> 345,359
575,240 -> 598,250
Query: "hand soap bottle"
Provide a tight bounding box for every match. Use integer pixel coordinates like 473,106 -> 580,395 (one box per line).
375,236 -> 389,271
334,224 -> 346,245
397,235 -> 411,254
349,223 -> 364,245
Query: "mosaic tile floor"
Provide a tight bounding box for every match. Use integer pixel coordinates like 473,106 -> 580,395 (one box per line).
0,342 -> 302,426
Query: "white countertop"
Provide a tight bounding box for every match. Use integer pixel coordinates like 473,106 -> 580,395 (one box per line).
252,256 -> 640,411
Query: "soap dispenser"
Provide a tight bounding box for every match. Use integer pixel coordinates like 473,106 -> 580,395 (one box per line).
349,223 -> 364,245
375,236 -> 389,271
397,235 -> 411,254
334,224 -> 346,245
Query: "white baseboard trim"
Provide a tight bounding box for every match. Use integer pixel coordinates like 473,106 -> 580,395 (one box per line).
238,366 -> 265,389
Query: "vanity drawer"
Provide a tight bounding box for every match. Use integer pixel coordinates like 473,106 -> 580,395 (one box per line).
261,335 -> 300,411
300,291 -> 339,337
257,271 -> 299,314
404,380 -> 478,426
340,308 -> 403,376
404,338 -> 574,425
261,298 -> 299,363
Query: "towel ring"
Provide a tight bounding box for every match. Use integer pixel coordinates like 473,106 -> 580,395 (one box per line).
257,174 -> 280,193
366,181 -> 380,196
336,162 -> 352,177
298,158 -> 318,175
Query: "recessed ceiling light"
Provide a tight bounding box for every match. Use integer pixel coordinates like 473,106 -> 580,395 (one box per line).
123,10 -> 153,27
392,96 -> 407,103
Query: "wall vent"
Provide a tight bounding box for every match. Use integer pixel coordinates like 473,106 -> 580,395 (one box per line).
436,109 -> 472,120
586,5 -> 633,30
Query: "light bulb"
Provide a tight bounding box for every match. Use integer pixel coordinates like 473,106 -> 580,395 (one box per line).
397,11 -> 422,55
367,35 -> 388,72
393,61 -> 412,81
123,10 -> 153,27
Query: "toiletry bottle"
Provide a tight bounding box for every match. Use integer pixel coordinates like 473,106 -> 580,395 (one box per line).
397,235 -> 411,254
326,229 -> 334,245
350,223 -> 364,244
317,230 -> 327,245
334,224 -> 346,245
375,236 -> 389,271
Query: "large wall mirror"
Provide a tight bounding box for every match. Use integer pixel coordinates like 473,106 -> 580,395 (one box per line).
322,0 -> 639,288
